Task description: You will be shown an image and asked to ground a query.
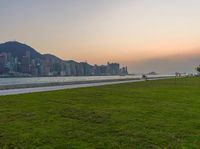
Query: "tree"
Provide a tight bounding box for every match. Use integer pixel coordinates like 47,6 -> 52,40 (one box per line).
196,65 -> 200,73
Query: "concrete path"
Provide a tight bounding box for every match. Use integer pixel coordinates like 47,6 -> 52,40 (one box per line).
0,79 -> 144,96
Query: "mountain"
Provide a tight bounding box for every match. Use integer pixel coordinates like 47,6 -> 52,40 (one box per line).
0,41 -> 43,59
0,41 -> 128,76
43,54 -> 63,63
0,41 -> 82,64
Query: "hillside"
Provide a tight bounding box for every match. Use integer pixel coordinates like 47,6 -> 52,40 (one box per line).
0,41 -> 43,59
43,54 -> 63,63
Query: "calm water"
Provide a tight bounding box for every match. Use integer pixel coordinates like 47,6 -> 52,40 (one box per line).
0,75 -> 173,86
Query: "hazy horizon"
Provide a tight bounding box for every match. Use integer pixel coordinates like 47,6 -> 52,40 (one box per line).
1,0 -> 200,73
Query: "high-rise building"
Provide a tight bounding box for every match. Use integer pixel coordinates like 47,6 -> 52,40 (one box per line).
21,51 -> 31,74
0,54 -> 6,74
107,62 -> 120,75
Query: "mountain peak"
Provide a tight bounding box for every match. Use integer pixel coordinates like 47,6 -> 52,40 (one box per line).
0,41 -> 43,59
3,41 -> 25,45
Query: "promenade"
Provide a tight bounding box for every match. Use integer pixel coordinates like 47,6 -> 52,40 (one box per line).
0,79 -> 142,96
0,75 -> 174,96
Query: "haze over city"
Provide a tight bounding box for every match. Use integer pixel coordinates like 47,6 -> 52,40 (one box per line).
1,0 -> 200,73
2,1 -> 200,148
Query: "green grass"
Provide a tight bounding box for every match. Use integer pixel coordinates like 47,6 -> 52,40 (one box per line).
1,77 -> 200,149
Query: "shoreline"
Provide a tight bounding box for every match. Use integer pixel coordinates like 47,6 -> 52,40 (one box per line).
0,78 -> 139,90
0,76 -> 173,90
0,80 -> 140,96
0,76 -> 175,96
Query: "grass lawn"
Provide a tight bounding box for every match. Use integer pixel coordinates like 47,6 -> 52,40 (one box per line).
1,77 -> 200,149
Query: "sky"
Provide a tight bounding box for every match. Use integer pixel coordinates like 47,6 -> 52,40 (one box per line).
1,0 -> 200,73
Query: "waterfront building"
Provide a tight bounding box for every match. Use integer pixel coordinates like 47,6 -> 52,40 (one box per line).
107,62 -> 120,75
21,51 -> 31,74
0,52 -> 128,76
0,54 -> 6,74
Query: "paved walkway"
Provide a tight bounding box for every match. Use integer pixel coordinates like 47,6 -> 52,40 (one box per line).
0,79 -> 143,96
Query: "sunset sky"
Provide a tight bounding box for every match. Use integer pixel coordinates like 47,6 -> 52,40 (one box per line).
1,0 -> 200,73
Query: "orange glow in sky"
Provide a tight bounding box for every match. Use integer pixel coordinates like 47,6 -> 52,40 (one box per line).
1,0 -> 200,72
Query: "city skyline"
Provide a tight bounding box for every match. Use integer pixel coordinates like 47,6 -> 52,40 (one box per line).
0,41 -> 128,77
1,0 -> 200,73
